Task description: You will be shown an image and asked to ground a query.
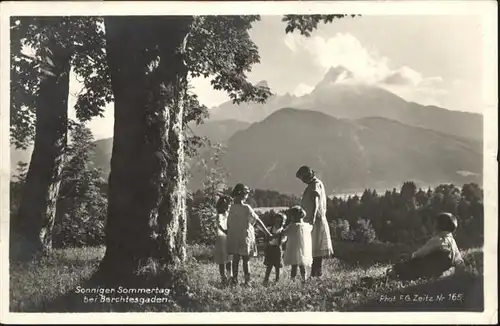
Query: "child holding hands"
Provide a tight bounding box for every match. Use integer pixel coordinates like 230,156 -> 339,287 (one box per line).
279,206 -> 313,283
263,212 -> 288,286
226,183 -> 273,286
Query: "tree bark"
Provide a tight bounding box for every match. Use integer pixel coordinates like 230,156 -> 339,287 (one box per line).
97,16 -> 192,283
13,37 -> 71,258
160,69 -> 189,264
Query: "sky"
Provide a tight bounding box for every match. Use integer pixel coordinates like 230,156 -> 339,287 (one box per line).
69,15 -> 486,140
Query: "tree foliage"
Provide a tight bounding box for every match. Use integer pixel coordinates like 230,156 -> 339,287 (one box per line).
352,218 -> 377,244
187,16 -> 272,105
251,189 -> 300,208
10,161 -> 29,217
10,17 -> 112,149
189,143 -> 231,244
250,182 -> 483,247
282,14 -> 359,36
326,182 -> 484,247
330,218 -> 352,241
54,124 -> 107,248
183,15 -> 274,160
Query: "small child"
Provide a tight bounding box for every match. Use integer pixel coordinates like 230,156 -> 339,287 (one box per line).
226,183 -> 273,286
280,205 -> 313,283
214,195 -> 233,284
263,212 -> 288,286
387,212 -> 465,280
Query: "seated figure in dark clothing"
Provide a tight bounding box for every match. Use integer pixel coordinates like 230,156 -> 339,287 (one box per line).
387,212 -> 465,281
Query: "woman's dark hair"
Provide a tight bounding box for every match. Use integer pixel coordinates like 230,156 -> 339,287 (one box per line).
296,165 -> 315,180
436,212 -> 458,232
216,195 -> 232,213
232,183 -> 250,197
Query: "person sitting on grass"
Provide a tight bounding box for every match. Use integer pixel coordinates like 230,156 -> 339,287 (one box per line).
387,212 -> 465,281
262,212 -> 288,286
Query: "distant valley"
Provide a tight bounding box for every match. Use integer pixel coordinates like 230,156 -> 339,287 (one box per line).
10,66 -> 483,196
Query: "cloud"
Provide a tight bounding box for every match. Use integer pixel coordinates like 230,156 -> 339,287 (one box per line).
189,76 -> 230,108
381,66 -> 423,86
285,32 -> 392,84
284,32 -> 448,105
423,76 -> 445,85
293,83 -> 314,96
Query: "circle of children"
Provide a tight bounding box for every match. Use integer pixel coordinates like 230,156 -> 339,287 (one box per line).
214,165 -> 465,287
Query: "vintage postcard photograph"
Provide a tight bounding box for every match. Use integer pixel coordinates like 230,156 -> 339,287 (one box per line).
0,1 -> 498,324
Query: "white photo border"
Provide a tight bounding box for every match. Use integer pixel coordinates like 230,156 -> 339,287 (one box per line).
0,1 -> 497,324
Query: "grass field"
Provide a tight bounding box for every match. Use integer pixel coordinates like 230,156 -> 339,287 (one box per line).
9,242 -> 483,313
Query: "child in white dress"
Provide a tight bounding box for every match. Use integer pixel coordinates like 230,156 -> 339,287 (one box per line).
213,195 -> 233,284
279,205 -> 313,282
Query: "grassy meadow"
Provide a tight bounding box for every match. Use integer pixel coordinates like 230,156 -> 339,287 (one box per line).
10,241 -> 483,313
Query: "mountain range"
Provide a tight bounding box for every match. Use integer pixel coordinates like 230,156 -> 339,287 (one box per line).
10,66 -> 483,196
222,108 -> 481,195
209,66 -> 482,142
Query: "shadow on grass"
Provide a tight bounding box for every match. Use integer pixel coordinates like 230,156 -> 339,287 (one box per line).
10,276 -> 96,313
336,246 -> 485,312
10,243 -> 484,313
26,271 -> 199,313
332,241 -> 416,268
188,243 -> 266,265
30,276 -> 109,312
12,257 -> 198,312
9,251 -> 103,312
187,244 -> 214,264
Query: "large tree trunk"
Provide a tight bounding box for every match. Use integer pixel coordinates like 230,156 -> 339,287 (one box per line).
160,71 -> 188,264
13,36 -> 71,259
97,16 -> 192,283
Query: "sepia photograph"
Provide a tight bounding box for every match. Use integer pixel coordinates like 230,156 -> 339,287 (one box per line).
0,1 -> 497,324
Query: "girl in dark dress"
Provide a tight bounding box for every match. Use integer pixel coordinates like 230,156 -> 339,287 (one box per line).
262,212 -> 287,286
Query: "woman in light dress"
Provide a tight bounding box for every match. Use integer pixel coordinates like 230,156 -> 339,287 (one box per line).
213,195 -> 233,284
226,183 -> 272,286
296,165 -> 334,277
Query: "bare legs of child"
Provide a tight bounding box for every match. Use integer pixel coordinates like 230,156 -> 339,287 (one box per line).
291,265 -> 306,282
219,262 -> 232,284
232,255 -> 251,285
263,265 -> 280,286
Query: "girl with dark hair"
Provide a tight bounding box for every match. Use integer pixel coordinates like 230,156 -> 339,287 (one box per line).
387,212 -> 465,280
214,195 -> 233,284
262,212 -> 288,286
226,183 -> 272,286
